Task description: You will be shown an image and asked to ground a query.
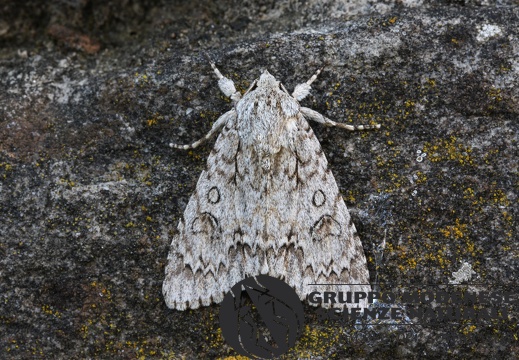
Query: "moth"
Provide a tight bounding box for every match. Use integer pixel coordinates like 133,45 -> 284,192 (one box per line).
163,58 -> 379,310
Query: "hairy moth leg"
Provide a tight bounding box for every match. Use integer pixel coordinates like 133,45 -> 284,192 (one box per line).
169,109 -> 236,149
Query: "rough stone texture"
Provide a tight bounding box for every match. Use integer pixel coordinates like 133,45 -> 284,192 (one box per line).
1,0 -> 518,358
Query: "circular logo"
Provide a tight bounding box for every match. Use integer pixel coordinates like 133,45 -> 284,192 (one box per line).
219,275 -> 305,359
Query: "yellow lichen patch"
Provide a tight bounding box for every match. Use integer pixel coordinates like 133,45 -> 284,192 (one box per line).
139,171 -> 152,186
187,150 -> 203,161
487,87 -> 502,102
461,324 -> 477,335
375,153 -> 395,168
0,162 -> 13,179
198,310 -> 226,357
145,113 -> 164,127
380,172 -> 406,193
42,304 -> 61,318
483,148 -> 499,164
59,178 -> 76,187
440,219 -> 468,239
0,162 -> 13,171
423,136 -> 474,166
492,189 -> 510,206
146,118 -> 158,126
134,72 -> 150,88
291,325 -> 341,358
208,316 -> 224,350
502,211 -> 512,224
344,190 -> 357,204
415,171 -> 427,184
463,187 -> 475,199
465,240 -> 476,256
396,246 -> 418,273
405,99 -> 415,108
423,248 -> 451,269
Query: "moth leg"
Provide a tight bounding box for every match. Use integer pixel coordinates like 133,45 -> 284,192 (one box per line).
292,68 -> 323,101
205,54 -> 242,103
169,110 -> 236,149
301,107 -> 381,130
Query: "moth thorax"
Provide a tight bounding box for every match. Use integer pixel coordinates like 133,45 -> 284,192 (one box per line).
261,157 -> 271,171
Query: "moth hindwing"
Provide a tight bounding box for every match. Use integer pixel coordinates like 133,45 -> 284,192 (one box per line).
163,60 -> 380,310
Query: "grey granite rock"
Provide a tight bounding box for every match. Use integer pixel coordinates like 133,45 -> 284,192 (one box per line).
0,0 -> 518,358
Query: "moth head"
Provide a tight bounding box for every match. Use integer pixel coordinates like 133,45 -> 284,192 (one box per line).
243,70 -> 289,96
256,70 -> 292,95
257,70 -> 279,89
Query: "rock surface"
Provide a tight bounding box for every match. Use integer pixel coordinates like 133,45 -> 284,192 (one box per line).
1,0 -> 518,358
